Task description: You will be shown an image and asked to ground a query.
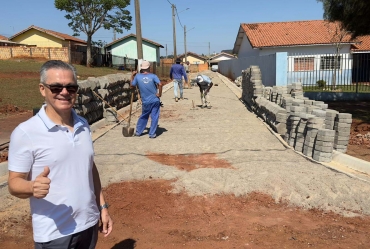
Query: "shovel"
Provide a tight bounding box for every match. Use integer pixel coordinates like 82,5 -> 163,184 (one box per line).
122,91 -> 135,137
92,91 -> 135,137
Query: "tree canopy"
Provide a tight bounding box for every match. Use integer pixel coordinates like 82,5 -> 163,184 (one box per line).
55,0 -> 132,66
317,0 -> 370,37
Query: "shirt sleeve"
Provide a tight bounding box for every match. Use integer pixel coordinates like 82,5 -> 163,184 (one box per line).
8,126 -> 34,173
169,67 -> 173,78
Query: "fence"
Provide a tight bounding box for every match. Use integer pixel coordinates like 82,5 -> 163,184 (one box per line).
0,47 -> 70,62
287,53 -> 370,92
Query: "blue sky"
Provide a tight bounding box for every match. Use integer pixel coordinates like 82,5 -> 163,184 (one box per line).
0,0 -> 325,56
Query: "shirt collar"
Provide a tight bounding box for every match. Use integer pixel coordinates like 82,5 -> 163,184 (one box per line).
37,104 -> 86,130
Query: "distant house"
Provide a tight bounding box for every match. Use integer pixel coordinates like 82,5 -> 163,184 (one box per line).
209,52 -> 236,66
224,20 -> 362,85
0,35 -> 25,46
233,20 -> 356,57
177,52 -> 208,64
105,34 -> 163,65
8,25 -> 87,48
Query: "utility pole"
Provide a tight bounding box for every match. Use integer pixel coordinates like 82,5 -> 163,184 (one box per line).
113,30 -> 116,41
208,42 -> 210,68
166,44 -> 168,58
184,25 -> 187,63
135,0 -> 143,61
172,4 -> 177,60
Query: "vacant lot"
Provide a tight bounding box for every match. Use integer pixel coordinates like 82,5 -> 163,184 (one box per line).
0,58 -> 121,114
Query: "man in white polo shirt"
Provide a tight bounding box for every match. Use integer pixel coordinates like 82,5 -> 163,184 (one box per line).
8,60 -> 113,248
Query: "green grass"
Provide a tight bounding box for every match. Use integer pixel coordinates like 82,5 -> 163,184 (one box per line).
0,59 -> 122,111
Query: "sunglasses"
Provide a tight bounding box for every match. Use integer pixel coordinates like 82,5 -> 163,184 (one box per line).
42,82 -> 79,94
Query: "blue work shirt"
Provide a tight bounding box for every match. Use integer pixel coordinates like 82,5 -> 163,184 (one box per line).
170,64 -> 188,82
132,73 -> 160,105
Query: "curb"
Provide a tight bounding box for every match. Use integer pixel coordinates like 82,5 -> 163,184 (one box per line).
332,150 -> 370,175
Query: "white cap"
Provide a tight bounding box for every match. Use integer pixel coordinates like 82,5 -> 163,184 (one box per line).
141,60 -> 150,69
197,75 -> 203,82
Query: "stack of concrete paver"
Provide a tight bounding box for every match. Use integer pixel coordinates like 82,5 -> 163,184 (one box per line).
254,97 -> 288,135
286,115 -> 301,147
234,76 -> 242,87
74,77 -> 103,124
96,74 -> 132,123
325,109 -> 339,130
241,66 -> 263,109
294,113 -> 313,152
334,113 -> 352,153
313,129 -> 336,162
240,65 -> 353,163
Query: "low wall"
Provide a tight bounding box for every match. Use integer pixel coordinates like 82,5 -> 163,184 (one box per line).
0,47 -> 69,62
74,73 -> 137,124
304,92 -> 370,102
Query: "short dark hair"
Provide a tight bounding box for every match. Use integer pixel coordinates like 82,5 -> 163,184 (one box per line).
40,60 -> 77,84
176,58 -> 181,64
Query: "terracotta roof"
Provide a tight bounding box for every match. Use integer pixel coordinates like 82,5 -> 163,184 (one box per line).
0,35 -> 8,40
9,25 -> 86,44
352,35 -> 370,52
177,51 -> 208,61
238,20 -> 355,49
106,33 -> 164,48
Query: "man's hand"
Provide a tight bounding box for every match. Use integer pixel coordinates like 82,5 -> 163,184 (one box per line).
100,209 -> 113,237
156,93 -> 161,98
32,167 -> 51,199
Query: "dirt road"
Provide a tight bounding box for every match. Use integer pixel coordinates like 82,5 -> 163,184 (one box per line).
1,72 -> 370,248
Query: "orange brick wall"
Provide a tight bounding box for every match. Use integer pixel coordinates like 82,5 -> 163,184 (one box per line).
198,63 -> 209,72
0,47 -> 69,62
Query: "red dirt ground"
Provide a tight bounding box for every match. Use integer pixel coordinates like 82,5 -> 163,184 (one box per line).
1,89 -> 370,247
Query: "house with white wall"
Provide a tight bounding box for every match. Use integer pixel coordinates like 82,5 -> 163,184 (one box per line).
221,20 -> 359,86
209,52 -> 235,66
105,34 -> 163,65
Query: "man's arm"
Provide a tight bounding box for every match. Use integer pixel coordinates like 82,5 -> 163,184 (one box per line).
157,82 -> 163,98
8,167 -> 50,199
181,67 -> 188,82
130,71 -> 137,89
92,162 -> 113,237
169,66 -> 173,80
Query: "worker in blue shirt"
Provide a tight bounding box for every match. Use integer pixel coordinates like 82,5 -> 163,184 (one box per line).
170,58 -> 188,102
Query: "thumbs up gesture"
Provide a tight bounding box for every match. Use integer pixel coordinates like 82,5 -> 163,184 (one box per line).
33,167 -> 51,199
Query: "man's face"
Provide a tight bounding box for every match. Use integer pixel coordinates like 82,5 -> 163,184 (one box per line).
39,68 -> 77,113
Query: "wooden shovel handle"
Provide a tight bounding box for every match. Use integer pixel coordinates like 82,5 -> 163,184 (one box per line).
92,91 -> 126,120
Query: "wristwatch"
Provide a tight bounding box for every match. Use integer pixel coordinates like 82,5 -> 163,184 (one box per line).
99,203 -> 109,211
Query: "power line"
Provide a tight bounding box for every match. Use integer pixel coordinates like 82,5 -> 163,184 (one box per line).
174,7 -> 184,28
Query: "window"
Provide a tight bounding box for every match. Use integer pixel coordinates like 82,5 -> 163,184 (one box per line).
320,56 -> 341,70
294,57 -> 314,71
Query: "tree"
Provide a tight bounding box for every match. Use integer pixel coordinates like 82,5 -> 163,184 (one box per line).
55,0 -> 132,66
317,0 -> 370,37
324,21 -> 353,89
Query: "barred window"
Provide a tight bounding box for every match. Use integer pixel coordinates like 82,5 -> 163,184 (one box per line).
320,56 -> 341,70
294,57 -> 314,71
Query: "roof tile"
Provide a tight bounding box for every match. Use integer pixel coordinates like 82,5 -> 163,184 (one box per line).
241,20 -> 355,48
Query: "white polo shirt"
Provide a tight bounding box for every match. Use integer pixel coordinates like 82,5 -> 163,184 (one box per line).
8,105 -> 100,242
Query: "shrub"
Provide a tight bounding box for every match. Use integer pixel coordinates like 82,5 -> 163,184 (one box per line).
316,80 -> 326,88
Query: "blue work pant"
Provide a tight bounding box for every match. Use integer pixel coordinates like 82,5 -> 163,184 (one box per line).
173,79 -> 183,98
136,101 -> 160,137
